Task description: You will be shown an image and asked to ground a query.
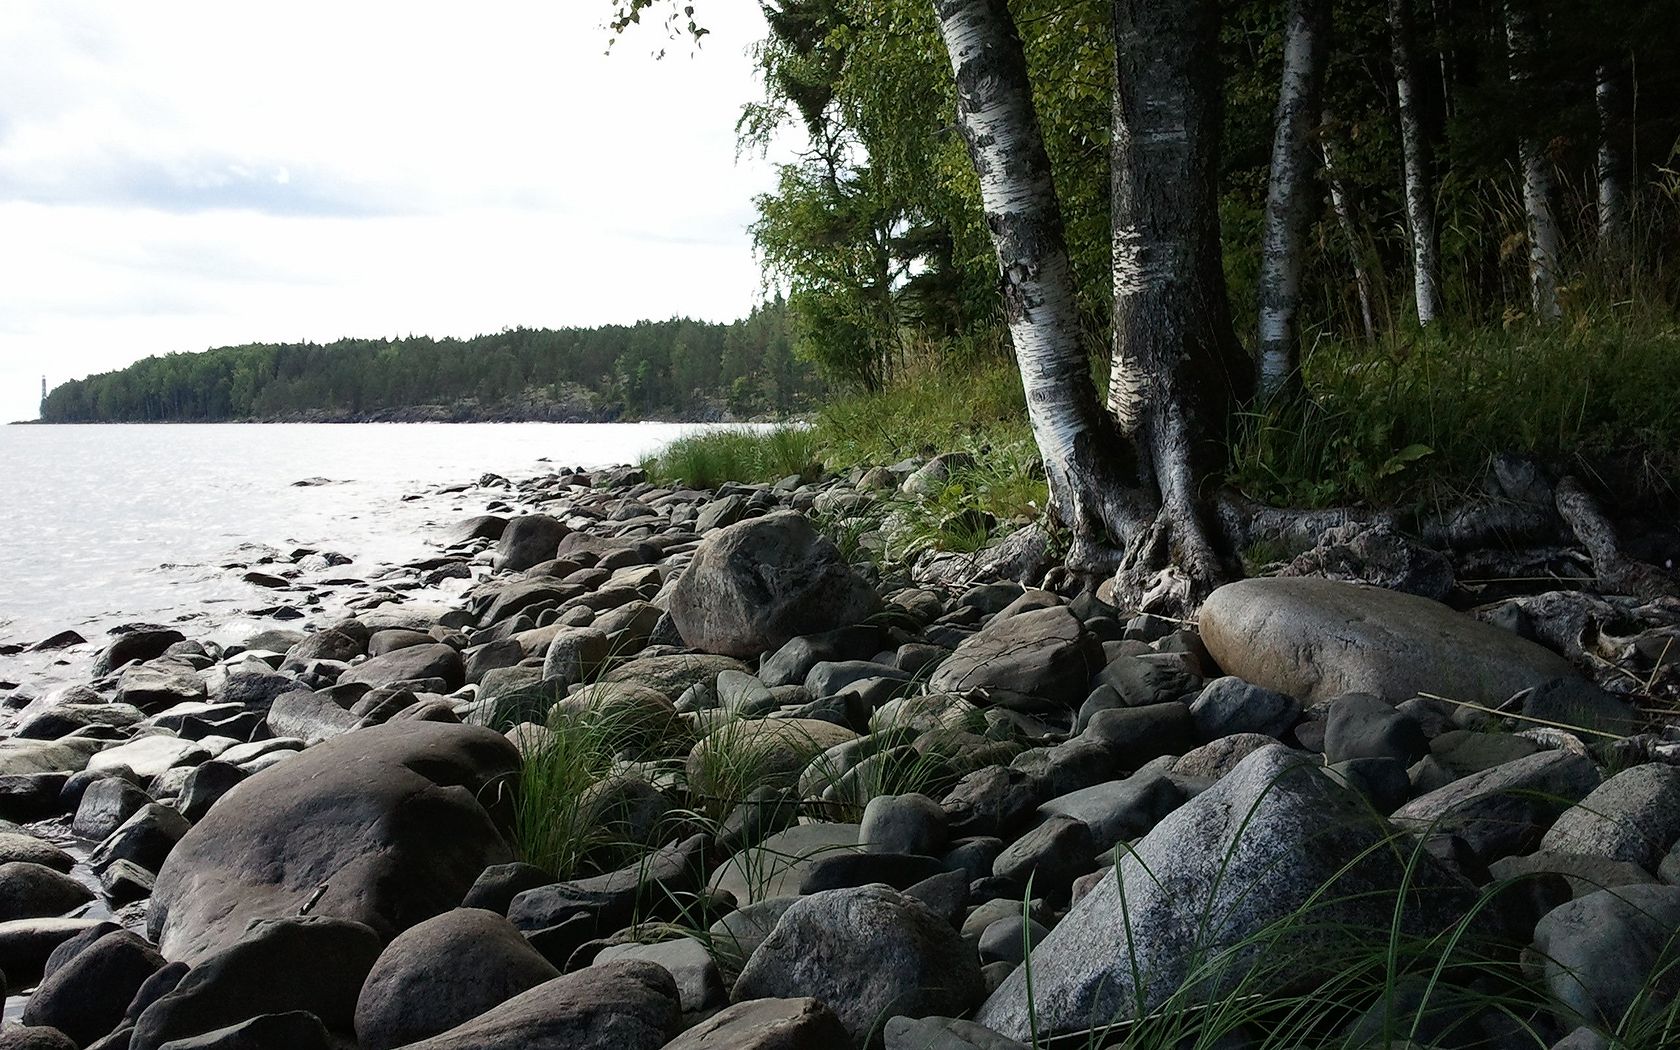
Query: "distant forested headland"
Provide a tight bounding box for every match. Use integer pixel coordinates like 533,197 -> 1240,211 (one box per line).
38,300 -> 819,424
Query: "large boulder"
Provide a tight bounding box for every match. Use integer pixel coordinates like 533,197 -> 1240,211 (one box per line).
1539,763 -> 1680,871
23,929 -> 166,1046
1532,884 -> 1680,1029
147,721 -> 519,963
394,959 -> 680,1050
1392,749 -> 1600,863
733,884 -> 984,1049
494,514 -> 568,572
1198,578 -> 1576,705
926,606 -> 1104,712
667,511 -> 881,659
354,908 -> 559,1050
975,745 -> 1467,1040
339,644 -> 465,692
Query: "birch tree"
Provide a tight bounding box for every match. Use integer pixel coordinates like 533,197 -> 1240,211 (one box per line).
1388,0 -> 1441,326
1506,0 -> 1562,321
1256,0 -> 1333,400
932,0 -> 1253,609
1596,58 -> 1633,260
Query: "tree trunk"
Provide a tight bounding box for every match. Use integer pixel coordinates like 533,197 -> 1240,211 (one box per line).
1257,0 -> 1332,400
1389,0 -> 1441,326
1108,0 -> 1254,603
1322,127 -> 1379,341
933,0 -> 1247,611
1596,58 -> 1633,261
1506,1 -> 1563,321
931,0 -> 1154,569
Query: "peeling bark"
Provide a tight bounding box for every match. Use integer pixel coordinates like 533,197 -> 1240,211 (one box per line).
1257,0 -> 1332,399
1389,0 -> 1442,326
1506,1 -> 1563,321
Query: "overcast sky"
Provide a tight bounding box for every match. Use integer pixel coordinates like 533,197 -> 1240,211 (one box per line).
0,2 -> 787,422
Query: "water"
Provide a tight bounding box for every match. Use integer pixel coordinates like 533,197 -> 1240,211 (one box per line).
0,422 -> 715,693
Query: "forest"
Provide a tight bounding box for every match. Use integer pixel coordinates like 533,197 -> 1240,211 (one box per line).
38,301 -> 816,423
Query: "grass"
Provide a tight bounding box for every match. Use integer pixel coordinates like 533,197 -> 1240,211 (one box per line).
640,425 -> 822,489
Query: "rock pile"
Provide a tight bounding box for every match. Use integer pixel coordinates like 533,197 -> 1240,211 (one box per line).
0,459 -> 1678,1049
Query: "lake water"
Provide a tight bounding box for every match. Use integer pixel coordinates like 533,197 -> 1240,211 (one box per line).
0,422 -> 714,693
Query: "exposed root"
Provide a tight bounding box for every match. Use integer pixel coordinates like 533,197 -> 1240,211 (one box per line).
1556,476 -> 1680,601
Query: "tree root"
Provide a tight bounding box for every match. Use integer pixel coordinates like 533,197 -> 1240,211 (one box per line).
1555,476 -> 1680,601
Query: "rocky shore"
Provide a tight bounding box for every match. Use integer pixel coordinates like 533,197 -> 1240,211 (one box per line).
1,457 -> 1679,1049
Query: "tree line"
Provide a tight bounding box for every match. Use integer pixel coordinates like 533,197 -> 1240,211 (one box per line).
39,301 -> 818,423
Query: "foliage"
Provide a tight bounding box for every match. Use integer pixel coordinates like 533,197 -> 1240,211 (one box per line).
640,425 -> 823,488
41,301 -> 815,424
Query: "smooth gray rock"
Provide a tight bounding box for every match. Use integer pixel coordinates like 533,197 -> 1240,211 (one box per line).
860,793 -> 948,857
74,777 -> 155,841
392,959 -> 680,1050
658,996 -> 850,1050
1532,884 -> 1680,1029
594,937 -> 723,1015
339,644 -> 464,692
1323,693 -> 1428,766
0,862 -> 95,921
1199,578 -> 1576,705
975,745 -> 1468,1040
130,916 -> 381,1050
1393,749 -> 1601,863
883,1015 -> 1029,1050
1540,763 -> 1680,871
927,607 -> 1102,712
667,511 -> 881,659
0,918 -> 107,987
148,721 -> 518,963
494,514 -> 568,573
0,832 -> 74,872
153,1010 -> 330,1049
24,930 -> 165,1046
1188,677 -> 1300,740
96,629 -> 186,676
733,884 -> 984,1048
353,908 -> 559,1050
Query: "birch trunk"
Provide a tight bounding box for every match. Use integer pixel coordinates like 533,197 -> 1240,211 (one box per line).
931,0 -> 1153,565
1596,59 -> 1633,260
1506,1 -> 1562,321
1109,0 -> 1253,600
1322,129 -> 1378,341
1389,0 -> 1441,326
1257,0 -> 1332,399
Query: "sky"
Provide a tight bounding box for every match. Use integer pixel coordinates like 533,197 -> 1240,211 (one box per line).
0,2 -> 789,422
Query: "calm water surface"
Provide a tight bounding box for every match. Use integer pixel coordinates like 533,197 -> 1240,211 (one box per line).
0,422 -> 716,691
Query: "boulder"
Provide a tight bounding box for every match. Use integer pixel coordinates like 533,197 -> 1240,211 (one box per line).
0,832 -> 74,872
24,929 -> 166,1046
0,863 -> 95,921
1198,578 -> 1576,705
926,607 -> 1103,712
657,996 -> 850,1050
687,718 -> 857,797
88,736 -> 208,780
153,1011 -> 330,1049
1187,676 -> 1300,740
73,777 -> 155,840
116,663 -> 209,711
95,628 -> 186,676
1393,749 -> 1601,863
393,959 -> 680,1050
354,908 -> 560,1050
1532,884 -> 1680,1029
339,644 -> 465,692
733,884 -> 984,1048
975,745 -> 1467,1040
494,514 -> 568,572
667,511 -> 881,659
130,916 -> 381,1050
1540,764 -> 1680,871
148,721 -> 519,963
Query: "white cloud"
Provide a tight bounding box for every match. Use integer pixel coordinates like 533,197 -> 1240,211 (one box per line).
0,1 -> 788,421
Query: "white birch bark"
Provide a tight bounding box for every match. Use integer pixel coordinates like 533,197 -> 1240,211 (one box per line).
1322,131 -> 1378,341
1389,0 -> 1441,326
1596,59 -> 1632,259
1506,1 -> 1562,321
1257,0 -> 1332,399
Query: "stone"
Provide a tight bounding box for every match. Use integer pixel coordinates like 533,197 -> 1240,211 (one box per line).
89,736 -> 208,780
1188,676 -> 1300,740
353,908 -> 560,1050
1393,749 -> 1601,863
710,824 -> 862,905
339,644 -> 465,692
89,803 -> 190,876
0,862 -> 94,921
24,929 -> 166,1046
733,884 -> 985,1048
708,897 -> 799,982
760,626 -> 886,689
1532,884 -> 1680,1029
211,672 -> 302,714
992,814 -> 1097,894
1198,578 -> 1577,705
0,832 -> 74,872
539,626 -> 611,689
153,1010 -> 330,1049
1322,693 -> 1429,766
975,745 -> 1469,1040
883,1016 -> 1029,1050
494,514 -> 568,572
667,511 -> 882,659
264,690 -> 360,745
1517,677 -> 1642,738
1172,734 -> 1277,779
177,762 -> 250,823
594,936 -> 723,1014
392,959 -> 679,1050
74,777 -> 155,840
130,916 -> 381,1050
860,793 -> 948,857
0,1028 -> 77,1050
148,721 -> 519,963
1038,765 -> 1188,853
600,654 -> 749,701
1540,764 -> 1680,871
657,996 -> 850,1050
95,629 -> 186,676
927,607 -> 1103,712
797,852 -> 945,895
116,663 -> 209,711
977,916 -> 1048,967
